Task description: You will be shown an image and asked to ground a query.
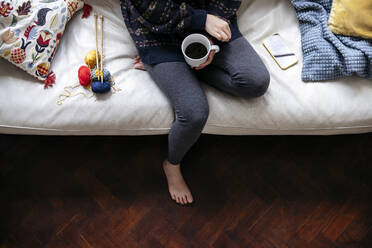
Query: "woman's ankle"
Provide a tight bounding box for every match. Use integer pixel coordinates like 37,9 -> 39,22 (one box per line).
164,158 -> 180,167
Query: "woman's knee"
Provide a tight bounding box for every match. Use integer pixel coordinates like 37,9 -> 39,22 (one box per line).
232,66 -> 270,98
176,102 -> 209,129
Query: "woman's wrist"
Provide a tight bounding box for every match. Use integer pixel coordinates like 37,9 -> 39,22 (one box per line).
190,9 -> 207,30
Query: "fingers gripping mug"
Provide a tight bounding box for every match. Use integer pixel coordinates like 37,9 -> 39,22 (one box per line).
181,33 -> 220,67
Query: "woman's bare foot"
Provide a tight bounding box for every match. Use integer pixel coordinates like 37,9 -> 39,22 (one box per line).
162,159 -> 194,205
133,55 -> 146,70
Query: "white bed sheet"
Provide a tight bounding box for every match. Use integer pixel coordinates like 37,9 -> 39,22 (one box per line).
0,0 -> 372,135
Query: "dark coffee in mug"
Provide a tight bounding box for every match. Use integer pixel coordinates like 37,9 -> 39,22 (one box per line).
185,42 -> 208,59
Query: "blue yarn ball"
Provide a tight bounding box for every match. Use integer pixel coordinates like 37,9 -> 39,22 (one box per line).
90,68 -> 111,82
91,80 -> 111,94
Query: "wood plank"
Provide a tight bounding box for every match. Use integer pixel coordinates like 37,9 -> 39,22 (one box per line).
1,134 -> 372,248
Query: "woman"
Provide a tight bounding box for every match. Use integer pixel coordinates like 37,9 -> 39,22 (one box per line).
120,0 -> 270,205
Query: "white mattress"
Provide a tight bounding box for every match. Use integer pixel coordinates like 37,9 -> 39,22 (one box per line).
1,0 -> 372,135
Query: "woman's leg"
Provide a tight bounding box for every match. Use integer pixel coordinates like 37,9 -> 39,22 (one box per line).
194,36 -> 270,98
144,61 -> 210,205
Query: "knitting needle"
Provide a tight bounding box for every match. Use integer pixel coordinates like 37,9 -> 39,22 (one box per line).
94,13 -> 100,81
100,15 -> 104,83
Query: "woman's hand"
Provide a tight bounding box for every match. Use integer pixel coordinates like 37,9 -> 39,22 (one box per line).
133,55 -> 146,70
192,36 -> 216,70
205,14 -> 231,42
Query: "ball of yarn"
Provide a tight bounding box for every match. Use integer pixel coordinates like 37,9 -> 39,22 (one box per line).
90,68 -> 111,82
91,80 -> 111,94
78,65 -> 91,87
84,50 -> 100,69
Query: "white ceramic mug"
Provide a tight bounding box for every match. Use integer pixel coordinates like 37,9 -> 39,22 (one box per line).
181,33 -> 220,67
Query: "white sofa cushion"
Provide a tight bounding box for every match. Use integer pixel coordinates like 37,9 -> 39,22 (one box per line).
0,0 -> 372,135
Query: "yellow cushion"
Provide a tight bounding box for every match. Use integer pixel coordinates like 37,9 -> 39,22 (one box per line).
328,0 -> 372,39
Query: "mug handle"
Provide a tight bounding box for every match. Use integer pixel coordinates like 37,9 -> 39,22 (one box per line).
210,45 -> 220,53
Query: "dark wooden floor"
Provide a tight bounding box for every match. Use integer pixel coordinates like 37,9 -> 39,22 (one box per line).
0,133 -> 372,248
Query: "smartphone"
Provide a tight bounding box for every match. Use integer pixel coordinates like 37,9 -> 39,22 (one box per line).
262,33 -> 298,70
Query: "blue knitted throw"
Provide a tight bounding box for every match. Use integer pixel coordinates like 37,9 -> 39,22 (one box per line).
290,0 -> 372,81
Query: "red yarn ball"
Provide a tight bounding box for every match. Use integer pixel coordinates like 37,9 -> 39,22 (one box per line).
78,65 -> 91,87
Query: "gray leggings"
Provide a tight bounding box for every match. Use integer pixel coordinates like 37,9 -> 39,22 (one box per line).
144,36 -> 270,165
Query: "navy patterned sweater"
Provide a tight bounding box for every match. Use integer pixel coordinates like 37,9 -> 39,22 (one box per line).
120,0 -> 243,65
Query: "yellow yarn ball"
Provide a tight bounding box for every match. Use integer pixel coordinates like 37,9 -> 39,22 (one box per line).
84,50 -> 100,69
